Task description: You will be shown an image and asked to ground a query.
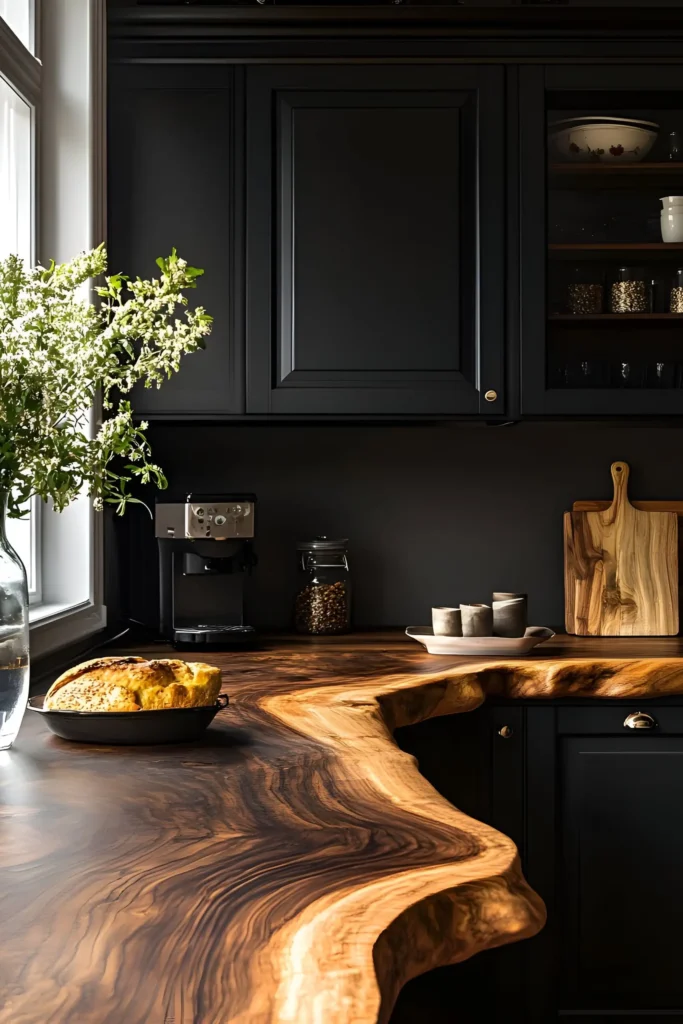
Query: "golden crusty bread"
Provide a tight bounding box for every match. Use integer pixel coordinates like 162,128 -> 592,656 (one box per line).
45,656 -> 222,712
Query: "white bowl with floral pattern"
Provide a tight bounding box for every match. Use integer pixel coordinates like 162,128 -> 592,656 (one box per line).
549,117 -> 658,163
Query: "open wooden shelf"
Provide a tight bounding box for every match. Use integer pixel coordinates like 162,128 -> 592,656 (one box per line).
550,243 -> 683,250
550,163 -> 683,175
550,313 -> 683,322
549,243 -> 683,259
549,163 -> 683,189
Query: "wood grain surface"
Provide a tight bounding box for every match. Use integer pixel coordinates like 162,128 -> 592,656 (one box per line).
6,632 -> 683,1024
573,499 -> 683,610
574,500 -> 683,514
565,462 -> 679,636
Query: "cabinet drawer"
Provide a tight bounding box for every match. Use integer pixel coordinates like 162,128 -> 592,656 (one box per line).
558,705 -> 683,736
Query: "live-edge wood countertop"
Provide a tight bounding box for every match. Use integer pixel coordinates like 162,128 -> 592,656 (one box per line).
5,632 -> 683,1024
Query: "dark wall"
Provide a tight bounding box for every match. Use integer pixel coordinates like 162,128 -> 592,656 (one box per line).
119,421 -> 683,632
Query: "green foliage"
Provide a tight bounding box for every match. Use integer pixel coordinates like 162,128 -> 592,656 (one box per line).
0,244 -> 212,517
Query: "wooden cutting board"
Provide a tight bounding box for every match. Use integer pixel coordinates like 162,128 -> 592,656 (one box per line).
564,462 -> 679,636
573,499 -> 683,604
574,500 -> 683,514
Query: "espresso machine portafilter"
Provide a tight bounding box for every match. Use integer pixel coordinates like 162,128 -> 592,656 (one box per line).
155,494 -> 256,649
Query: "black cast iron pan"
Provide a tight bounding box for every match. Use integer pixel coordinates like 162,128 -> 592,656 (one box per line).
27,693 -> 229,745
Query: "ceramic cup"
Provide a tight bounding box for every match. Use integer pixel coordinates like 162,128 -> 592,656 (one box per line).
432,606 -> 462,637
661,198 -> 683,243
492,592 -> 528,638
460,603 -> 493,637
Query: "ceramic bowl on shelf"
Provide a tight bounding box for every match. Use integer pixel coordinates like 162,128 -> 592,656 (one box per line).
549,116 -> 659,163
405,626 -> 555,657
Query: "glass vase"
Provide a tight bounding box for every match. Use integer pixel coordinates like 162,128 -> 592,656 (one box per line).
0,493 -> 29,749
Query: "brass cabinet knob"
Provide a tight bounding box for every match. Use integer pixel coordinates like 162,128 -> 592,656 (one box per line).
484,390 -> 498,403
498,725 -> 514,739
624,711 -> 657,730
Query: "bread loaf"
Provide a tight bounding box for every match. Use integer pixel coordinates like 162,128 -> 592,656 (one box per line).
45,656 -> 222,712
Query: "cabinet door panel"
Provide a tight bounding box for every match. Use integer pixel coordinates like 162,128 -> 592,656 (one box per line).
285,96 -> 463,375
247,66 -> 504,416
108,65 -> 243,417
561,737 -> 683,1013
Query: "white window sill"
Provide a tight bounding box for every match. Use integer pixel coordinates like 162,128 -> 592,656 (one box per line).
29,601 -> 107,659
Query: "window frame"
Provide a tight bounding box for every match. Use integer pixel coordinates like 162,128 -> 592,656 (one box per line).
0,7 -> 40,106
0,1 -> 40,264
0,6 -> 39,272
0,1 -> 35,54
0,5 -> 42,606
28,494 -> 41,603
0,0 -> 108,658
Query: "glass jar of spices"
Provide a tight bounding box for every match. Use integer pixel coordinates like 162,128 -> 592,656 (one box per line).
567,267 -> 603,315
295,537 -> 351,635
610,267 -> 649,314
671,268 -> 683,313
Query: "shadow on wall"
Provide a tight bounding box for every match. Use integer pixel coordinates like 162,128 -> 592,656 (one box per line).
117,420 -> 683,632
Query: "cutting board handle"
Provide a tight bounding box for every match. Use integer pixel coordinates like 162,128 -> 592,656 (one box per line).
610,461 -> 632,513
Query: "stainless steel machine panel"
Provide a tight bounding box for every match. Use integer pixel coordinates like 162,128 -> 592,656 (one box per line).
155,500 -> 255,541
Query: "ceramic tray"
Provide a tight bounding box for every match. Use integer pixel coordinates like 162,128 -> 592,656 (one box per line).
405,626 -> 555,657
27,693 -> 229,745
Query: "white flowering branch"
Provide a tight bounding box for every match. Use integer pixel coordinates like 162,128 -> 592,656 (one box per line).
0,245 -> 212,517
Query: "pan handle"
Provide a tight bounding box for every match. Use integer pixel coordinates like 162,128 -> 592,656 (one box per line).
216,693 -> 230,710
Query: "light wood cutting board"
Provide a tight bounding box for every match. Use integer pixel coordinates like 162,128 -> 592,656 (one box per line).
564,462 -> 679,636
573,499 -> 683,606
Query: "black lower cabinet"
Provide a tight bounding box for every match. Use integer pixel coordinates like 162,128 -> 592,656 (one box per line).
560,735 -> 683,1016
550,707 -> 683,1021
392,707 -> 526,1023
394,701 -> 683,1023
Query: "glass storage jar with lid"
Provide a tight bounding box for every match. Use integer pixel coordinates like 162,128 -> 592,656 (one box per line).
295,537 -> 351,635
671,268 -> 683,312
567,266 -> 604,315
610,266 -> 649,313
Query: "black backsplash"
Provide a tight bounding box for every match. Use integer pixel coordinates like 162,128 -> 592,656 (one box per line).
116,421 -> 683,633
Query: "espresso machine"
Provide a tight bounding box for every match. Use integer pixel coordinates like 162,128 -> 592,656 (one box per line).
155,494 -> 256,648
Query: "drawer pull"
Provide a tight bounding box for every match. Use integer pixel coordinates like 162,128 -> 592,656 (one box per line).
498,725 -> 514,739
624,711 -> 657,730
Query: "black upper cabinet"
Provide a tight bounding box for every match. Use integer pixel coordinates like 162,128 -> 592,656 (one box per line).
245,65 -> 505,416
108,8 -> 683,421
521,65 -> 683,417
108,64 -> 243,417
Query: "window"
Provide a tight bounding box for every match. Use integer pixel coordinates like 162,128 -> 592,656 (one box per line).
1,3 -> 41,611
0,75 -> 32,263
6,501 -> 40,603
0,0 -> 32,51
0,2 -> 108,656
